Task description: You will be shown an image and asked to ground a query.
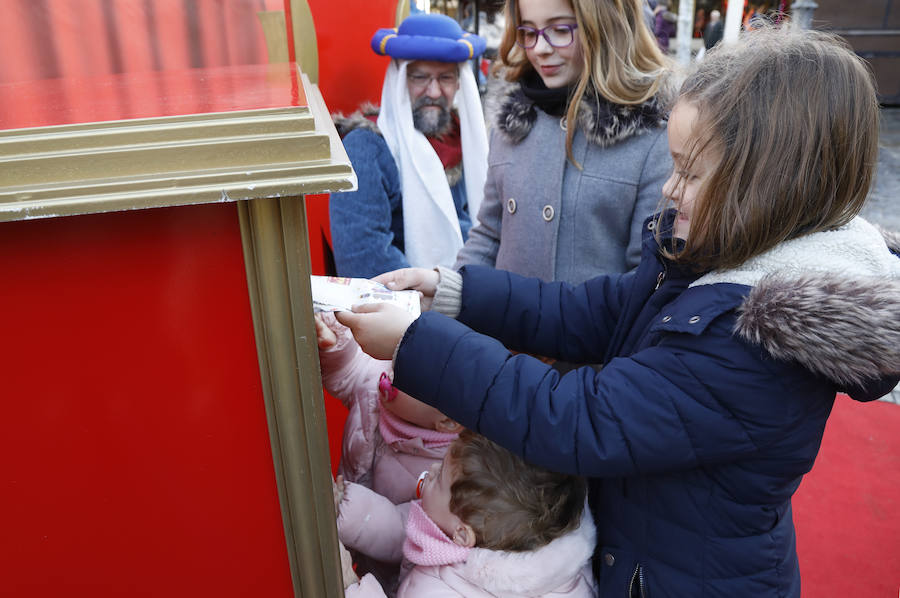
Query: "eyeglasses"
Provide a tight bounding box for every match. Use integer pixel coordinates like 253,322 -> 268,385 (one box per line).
515,23 -> 579,49
407,71 -> 459,89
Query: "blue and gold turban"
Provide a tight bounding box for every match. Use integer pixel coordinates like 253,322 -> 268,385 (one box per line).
371,13 -> 487,63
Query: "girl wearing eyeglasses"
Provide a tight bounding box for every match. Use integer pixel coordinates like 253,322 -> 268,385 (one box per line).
454,0 -> 674,285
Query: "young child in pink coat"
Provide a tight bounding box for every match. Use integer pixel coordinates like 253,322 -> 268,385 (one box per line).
316,312 -> 464,505
317,312 -> 465,594
338,429 -> 597,598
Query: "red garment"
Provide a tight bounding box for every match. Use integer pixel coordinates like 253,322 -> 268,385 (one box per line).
428,116 -> 463,170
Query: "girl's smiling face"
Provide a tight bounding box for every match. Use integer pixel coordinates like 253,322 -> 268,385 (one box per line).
518,0 -> 584,89
662,101 -> 717,239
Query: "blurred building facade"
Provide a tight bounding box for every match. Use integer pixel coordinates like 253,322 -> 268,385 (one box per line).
814,2 -> 899,105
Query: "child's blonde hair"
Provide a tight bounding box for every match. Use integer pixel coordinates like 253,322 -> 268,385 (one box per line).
497,0 -> 673,163
447,429 -> 586,551
661,26 -> 879,270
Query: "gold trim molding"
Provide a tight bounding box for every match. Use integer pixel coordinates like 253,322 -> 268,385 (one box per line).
238,196 -> 344,598
0,69 -> 355,223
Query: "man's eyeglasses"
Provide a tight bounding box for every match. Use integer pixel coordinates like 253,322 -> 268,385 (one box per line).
515,23 -> 579,49
407,71 -> 459,89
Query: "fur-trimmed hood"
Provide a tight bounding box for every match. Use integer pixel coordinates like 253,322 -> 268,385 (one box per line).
455,506 -> 595,595
690,218 -> 900,392
485,75 -> 672,147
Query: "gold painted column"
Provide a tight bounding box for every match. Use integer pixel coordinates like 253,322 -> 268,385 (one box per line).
236,77 -> 356,598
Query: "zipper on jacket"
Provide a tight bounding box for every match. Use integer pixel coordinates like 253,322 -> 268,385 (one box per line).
628,563 -> 647,598
654,267 -> 666,291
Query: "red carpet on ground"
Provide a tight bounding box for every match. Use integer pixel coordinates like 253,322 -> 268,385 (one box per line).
792,394 -> 900,597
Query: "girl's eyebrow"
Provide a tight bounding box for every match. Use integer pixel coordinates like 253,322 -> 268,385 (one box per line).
521,15 -> 577,25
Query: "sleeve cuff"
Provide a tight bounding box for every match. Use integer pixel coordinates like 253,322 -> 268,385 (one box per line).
432,266 -> 462,319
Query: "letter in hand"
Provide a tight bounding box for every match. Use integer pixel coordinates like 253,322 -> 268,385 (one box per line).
335,302 -> 416,361
373,267 -> 440,312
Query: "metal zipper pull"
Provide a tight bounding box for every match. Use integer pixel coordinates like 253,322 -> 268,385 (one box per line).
628,563 -> 647,598
654,270 -> 665,290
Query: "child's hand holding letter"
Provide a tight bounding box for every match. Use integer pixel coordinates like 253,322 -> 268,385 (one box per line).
335,303 -> 416,361
374,267 -> 440,311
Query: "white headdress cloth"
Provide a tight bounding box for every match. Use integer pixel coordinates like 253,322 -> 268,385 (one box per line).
377,60 -> 488,269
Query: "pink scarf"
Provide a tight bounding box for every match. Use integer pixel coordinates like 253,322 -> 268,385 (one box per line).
378,405 -> 458,448
403,501 -> 471,566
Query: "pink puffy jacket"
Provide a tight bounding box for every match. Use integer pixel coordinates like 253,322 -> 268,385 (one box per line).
340,484 -> 597,598
319,313 -> 451,505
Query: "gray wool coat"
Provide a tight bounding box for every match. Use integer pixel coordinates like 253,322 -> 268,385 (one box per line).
454,79 -> 673,284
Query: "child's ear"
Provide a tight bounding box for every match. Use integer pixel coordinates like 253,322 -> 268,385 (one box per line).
435,417 -> 464,434
452,522 -> 477,548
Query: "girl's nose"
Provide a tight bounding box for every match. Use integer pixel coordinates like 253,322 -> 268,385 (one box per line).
662,172 -> 678,201
533,32 -> 554,54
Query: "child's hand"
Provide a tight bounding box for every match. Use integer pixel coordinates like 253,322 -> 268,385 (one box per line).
373,267 -> 440,311
335,303 -> 416,361
338,539 -> 359,588
314,313 -> 338,350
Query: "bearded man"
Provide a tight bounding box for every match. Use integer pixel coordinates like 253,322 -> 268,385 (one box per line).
330,13 -> 488,278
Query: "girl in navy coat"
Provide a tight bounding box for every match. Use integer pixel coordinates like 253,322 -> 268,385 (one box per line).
337,28 -> 900,597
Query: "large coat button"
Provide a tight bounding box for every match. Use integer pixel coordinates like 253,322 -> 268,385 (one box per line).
542,205 -> 555,222
604,553 -> 615,566
507,198 -> 517,214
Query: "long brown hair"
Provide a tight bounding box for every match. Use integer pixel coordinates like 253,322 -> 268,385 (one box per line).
447,429 -> 586,551
660,26 -> 879,271
497,0 -> 673,163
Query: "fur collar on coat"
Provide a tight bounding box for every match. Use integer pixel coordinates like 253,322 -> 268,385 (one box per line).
690,218 -> 900,390
485,75 -> 672,147
333,102 -> 382,139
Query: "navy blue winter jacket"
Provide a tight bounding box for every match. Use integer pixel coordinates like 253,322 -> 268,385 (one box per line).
392,213 -> 900,597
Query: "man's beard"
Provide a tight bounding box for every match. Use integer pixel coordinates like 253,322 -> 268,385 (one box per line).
412,97 -> 453,137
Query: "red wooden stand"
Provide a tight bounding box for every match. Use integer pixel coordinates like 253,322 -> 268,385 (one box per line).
1,205 -> 295,597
